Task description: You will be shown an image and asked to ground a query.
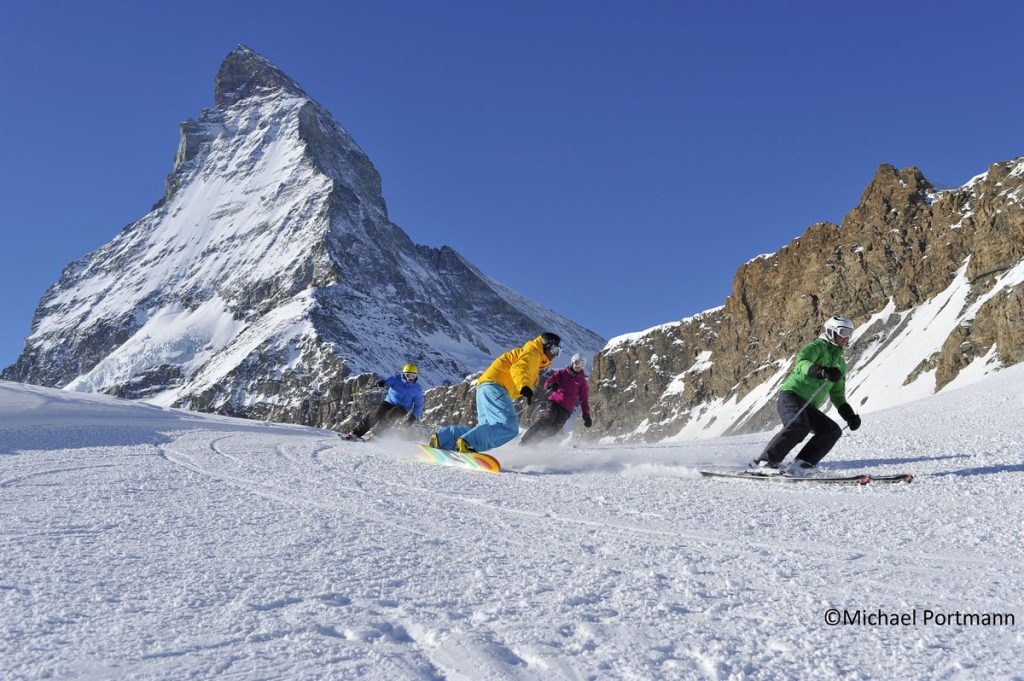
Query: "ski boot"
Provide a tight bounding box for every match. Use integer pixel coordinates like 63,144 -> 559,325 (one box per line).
748,458 -> 783,476
785,460 -> 817,478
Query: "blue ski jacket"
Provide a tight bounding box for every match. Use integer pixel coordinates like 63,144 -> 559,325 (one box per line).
383,374 -> 425,419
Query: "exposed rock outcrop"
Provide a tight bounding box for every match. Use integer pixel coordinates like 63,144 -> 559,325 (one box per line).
585,159 -> 1024,442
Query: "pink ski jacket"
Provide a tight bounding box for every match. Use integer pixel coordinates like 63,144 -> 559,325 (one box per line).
544,367 -> 590,416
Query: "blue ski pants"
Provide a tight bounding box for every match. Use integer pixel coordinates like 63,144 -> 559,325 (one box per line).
434,382 -> 520,451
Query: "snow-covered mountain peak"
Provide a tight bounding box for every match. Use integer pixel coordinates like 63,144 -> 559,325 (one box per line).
214,44 -> 309,107
5,46 -> 605,427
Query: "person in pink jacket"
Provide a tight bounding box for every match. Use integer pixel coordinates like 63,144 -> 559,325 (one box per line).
520,353 -> 593,445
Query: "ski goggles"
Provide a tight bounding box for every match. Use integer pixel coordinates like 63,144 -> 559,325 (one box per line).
571,358 -> 585,369
403,372 -> 418,382
835,326 -> 854,339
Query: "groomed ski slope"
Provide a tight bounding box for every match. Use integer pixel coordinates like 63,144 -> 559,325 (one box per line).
1,367 -> 1022,680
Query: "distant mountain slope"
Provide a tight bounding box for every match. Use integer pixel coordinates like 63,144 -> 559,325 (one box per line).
587,157 -> 1024,442
3,46 -> 604,427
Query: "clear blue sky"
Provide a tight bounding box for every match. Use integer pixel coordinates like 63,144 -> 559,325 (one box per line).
2,1 -> 1022,369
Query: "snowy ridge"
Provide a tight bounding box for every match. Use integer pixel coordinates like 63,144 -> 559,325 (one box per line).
606,306 -> 722,350
31,88 -> 334,400
2,359 -> 1021,678
37,91 -> 325,343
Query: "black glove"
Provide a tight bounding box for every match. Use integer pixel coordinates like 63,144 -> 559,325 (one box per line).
376,379 -> 387,388
405,414 -> 417,424
582,413 -> 592,428
547,383 -> 559,392
837,403 -> 861,430
810,364 -> 841,382
520,386 -> 533,405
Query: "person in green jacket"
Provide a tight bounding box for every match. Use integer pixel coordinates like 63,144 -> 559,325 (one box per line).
751,315 -> 863,477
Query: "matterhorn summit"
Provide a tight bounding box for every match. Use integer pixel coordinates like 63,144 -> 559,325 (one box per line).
4,46 -> 604,424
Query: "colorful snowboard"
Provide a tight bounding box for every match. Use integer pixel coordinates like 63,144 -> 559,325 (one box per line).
415,444 -> 501,474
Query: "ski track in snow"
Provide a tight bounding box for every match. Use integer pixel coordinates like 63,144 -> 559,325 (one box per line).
1,374 -> 1022,680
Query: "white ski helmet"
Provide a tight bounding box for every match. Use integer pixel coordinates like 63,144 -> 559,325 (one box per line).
823,315 -> 855,344
570,354 -> 586,370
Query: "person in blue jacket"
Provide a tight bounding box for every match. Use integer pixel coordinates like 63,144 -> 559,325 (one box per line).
348,363 -> 424,438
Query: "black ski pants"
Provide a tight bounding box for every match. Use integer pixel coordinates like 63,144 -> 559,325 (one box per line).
352,401 -> 407,437
760,391 -> 842,466
519,400 -> 572,445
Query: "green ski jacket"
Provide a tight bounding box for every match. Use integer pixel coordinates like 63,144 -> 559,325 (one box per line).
779,337 -> 849,409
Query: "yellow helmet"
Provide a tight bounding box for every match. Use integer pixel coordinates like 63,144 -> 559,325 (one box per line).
402,363 -> 418,375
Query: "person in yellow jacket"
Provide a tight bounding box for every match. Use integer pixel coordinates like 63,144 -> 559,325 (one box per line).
430,333 -> 562,452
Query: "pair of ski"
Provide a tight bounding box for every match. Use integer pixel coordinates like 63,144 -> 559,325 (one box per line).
700,469 -> 913,485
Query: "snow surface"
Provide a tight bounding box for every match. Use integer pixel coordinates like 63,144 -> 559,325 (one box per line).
2,368 -> 1022,680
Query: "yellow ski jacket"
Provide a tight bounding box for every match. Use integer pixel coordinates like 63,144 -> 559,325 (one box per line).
477,336 -> 552,398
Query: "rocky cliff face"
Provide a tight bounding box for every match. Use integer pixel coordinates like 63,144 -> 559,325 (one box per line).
585,158 -> 1024,443
3,46 -> 604,429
